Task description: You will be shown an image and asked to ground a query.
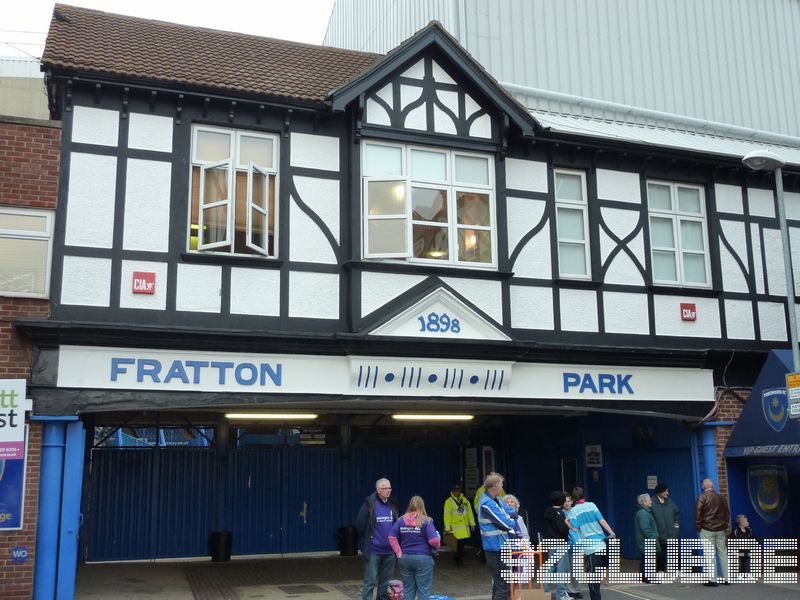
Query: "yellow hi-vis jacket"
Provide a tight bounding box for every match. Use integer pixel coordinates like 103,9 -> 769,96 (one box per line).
443,493 -> 476,540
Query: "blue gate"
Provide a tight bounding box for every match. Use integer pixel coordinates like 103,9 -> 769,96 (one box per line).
229,446 -> 342,555
606,448 -> 696,558
87,444 -> 457,560
86,448 -> 215,561
350,447 -> 460,532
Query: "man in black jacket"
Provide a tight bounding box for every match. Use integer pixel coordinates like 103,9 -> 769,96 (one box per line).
355,478 -> 400,600
650,483 -> 680,572
543,491 -> 573,600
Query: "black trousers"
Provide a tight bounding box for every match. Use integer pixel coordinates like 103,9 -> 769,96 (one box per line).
454,538 -> 466,563
485,550 -> 510,600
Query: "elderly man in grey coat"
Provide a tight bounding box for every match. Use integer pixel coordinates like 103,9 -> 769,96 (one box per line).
650,483 -> 679,572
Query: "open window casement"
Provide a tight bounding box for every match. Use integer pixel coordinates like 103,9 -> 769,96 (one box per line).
246,162 -> 272,256
198,160 -> 233,250
363,177 -> 410,258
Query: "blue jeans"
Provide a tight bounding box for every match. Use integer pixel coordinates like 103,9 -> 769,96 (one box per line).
400,553 -> 434,600
544,549 -> 570,598
362,553 -> 396,600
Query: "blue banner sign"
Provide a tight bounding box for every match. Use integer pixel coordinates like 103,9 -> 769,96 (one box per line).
0,426 -> 28,531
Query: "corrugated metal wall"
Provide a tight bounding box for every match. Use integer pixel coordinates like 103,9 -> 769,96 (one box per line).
323,0 -> 457,53
606,448 -> 696,558
324,0 -> 800,137
350,446 -> 460,531
87,448 -> 214,561
86,445 -> 457,560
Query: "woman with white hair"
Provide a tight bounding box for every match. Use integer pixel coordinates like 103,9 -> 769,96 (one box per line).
503,494 -> 529,539
634,493 -> 659,584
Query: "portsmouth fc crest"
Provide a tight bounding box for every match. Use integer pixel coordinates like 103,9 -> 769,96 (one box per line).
747,465 -> 788,524
762,387 -> 788,432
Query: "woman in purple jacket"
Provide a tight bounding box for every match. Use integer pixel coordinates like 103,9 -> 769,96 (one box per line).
388,496 -> 441,600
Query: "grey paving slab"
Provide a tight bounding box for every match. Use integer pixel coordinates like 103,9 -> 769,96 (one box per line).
75,553 -> 800,600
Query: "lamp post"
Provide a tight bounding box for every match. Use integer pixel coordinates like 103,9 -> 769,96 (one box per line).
742,150 -> 800,372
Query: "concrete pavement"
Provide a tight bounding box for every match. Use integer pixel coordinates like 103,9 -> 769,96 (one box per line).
74,552 -> 800,600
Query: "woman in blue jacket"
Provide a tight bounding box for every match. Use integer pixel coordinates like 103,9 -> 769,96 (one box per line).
388,496 -> 441,600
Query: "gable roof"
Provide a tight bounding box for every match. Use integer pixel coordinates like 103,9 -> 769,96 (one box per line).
328,21 -> 540,138
41,4 -> 381,107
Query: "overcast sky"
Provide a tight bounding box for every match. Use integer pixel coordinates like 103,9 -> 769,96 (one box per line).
2,0 -> 338,59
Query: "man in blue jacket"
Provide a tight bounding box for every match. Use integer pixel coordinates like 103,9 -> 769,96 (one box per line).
478,472 -> 517,600
355,478 -> 400,600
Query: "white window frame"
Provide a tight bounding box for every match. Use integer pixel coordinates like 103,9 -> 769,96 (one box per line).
197,159 -> 233,250
0,206 -> 54,299
188,125 -> 279,257
361,142 -> 497,268
246,162 -> 272,255
646,180 -> 711,288
554,168 -> 591,279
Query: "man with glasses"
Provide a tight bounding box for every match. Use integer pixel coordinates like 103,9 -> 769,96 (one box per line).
356,478 -> 400,599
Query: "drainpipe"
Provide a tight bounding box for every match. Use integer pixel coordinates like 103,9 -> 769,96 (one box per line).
32,416 -> 81,600
701,425 -> 720,487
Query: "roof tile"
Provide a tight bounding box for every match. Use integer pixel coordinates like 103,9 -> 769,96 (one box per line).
42,4 -> 382,106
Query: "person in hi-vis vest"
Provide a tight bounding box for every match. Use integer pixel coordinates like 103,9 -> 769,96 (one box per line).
443,485 -> 475,565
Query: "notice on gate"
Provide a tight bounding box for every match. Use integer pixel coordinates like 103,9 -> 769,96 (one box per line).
787,373 -> 800,419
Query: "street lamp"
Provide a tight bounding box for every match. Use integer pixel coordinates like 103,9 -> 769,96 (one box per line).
742,150 -> 800,372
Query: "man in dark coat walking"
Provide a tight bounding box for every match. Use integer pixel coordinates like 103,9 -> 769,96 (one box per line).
650,483 -> 679,571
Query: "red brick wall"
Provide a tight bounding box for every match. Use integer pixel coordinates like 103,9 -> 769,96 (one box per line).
0,118 -> 60,209
0,116 -> 60,599
714,387 -> 751,498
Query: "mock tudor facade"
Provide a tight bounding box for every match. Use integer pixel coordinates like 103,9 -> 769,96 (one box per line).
4,3 -> 799,595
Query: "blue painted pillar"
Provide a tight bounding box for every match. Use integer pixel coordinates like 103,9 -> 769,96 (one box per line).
32,416 -> 83,600
701,425 -> 719,487
57,421 -> 85,599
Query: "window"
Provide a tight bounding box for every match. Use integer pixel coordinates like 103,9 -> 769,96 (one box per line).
0,207 -> 54,297
362,142 -> 496,267
647,181 -> 710,286
189,126 -> 278,256
555,169 -> 590,278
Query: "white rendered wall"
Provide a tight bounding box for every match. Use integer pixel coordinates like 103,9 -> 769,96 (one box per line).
715,184 -> 744,214
289,272 -> 339,319
71,106 -> 118,146
119,260 -> 168,310
290,133 -> 340,171
230,268 -> 280,316
361,272 -> 426,317
596,169 -> 641,204
122,159 -> 171,253
654,296 -> 721,338
718,220 -> 749,293
64,153 -> 117,248
758,302 -> 787,341
747,188 -> 775,218
724,299 -> 755,340
559,288 -> 599,332
603,291 -> 649,335
176,264 -> 221,313
505,158 -> 548,193
510,285 -> 554,330
441,278 -> 503,324
61,256 -> 111,307
128,112 -> 173,152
